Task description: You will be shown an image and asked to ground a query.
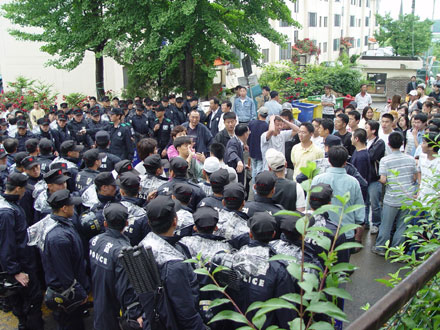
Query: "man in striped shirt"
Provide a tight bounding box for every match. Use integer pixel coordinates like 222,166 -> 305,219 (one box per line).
372,131 -> 417,256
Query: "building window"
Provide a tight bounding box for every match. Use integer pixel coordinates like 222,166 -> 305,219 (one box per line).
279,43 -> 291,60
333,38 -> 340,51
309,12 -> 317,27
357,38 -> 361,47
312,40 -> 317,46
359,0 -> 362,6
367,0 -> 370,7
279,20 -> 289,27
323,42 -> 328,53
293,1 -> 299,13
334,14 -> 341,27
365,16 -> 370,26
364,36 -> 368,46
262,49 -> 269,63
324,16 -> 328,27
350,15 -> 355,27
319,16 -> 322,27
294,30 -> 299,43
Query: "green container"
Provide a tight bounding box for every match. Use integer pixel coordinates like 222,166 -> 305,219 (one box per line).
335,97 -> 344,109
307,95 -> 321,102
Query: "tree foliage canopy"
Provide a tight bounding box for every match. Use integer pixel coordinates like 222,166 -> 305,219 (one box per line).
2,0 -> 299,97
374,14 -> 433,56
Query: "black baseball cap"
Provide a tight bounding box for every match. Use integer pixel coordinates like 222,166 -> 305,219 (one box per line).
44,168 -> 70,184
247,212 -> 277,235
57,113 -> 68,121
101,96 -> 110,102
146,195 -> 176,223
60,140 -> 84,155
50,162 -> 69,172
279,212 -> 308,234
194,206 -> 219,227
39,138 -> 53,151
17,120 -> 27,129
83,149 -> 105,163
170,157 -> 188,174
172,183 -> 193,204
60,102 -> 68,108
103,203 -> 128,224
37,117 -> 50,126
209,169 -> 230,188
91,108 -> 100,117
25,138 -> 39,151
7,173 -> 33,190
223,183 -> 245,203
324,135 -> 342,147
110,108 -> 123,115
0,118 -> 8,126
94,172 -> 116,187
47,189 -> 82,209
95,130 -> 110,145
143,154 -> 166,171
310,183 -> 333,204
49,105 -> 58,113
14,152 -> 29,166
22,156 -> 39,170
73,108 -> 83,116
0,148 -> 6,159
116,172 -> 140,191
114,160 -> 138,175
254,171 -> 276,195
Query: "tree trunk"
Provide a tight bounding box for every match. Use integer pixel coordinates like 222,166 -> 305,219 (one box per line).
95,56 -> 105,100
184,46 -> 194,93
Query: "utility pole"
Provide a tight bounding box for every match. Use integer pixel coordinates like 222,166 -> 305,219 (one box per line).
412,0 -> 416,57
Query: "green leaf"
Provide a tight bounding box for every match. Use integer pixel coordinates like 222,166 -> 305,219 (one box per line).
253,298 -> 297,319
402,316 -> 417,328
308,321 -> 335,330
296,217 -> 307,235
289,317 -> 305,329
375,278 -> 395,288
274,210 -> 303,218
287,262 -> 302,281
183,258 -> 198,264
200,284 -> 225,292
335,192 -> 350,205
334,242 -> 363,252
251,313 -> 266,329
307,226 -> 334,235
246,301 -> 264,313
338,223 -> 361,236
323,287 -> 353,300
194,268 -> 210,276
209,298 -> 231,309
280,293 -> 303,305
310,185 -> 323,193
312,204 -> 341,216
303,262 -> 324,273
212,265 -> 229,275
306,301 -> 349,322
344,204 -> 365,214
329,262 -> 357,273
270,254 -> 301,262
235,327 -> 254,330
299,280 -> 314,293
306,232 -> 332,251
208,310 -> 248,325
304,272 -> 320,290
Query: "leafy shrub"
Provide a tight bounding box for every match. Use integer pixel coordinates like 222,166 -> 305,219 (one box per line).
62,92 -> 88,108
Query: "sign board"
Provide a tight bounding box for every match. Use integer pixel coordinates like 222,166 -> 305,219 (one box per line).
237,75 -> 259,88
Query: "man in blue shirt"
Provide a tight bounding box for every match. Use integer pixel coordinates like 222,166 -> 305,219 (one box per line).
233,86 -> 257,124
264,91 -> 283,121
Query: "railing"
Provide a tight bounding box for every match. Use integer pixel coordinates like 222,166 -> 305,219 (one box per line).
346,248 -> 440,330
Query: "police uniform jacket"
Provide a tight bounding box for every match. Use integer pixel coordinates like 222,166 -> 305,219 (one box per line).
96,147 -> 121,173
0,194 -> 37,274
140,232 -> 205,330
0,167 -> 8,193
197,195 -> 223,212
108,123 -> 134,160
151,118 -> 173,153
165,106 -> 185,126
76,168 -> 100,192
157,176 -> 206,211
36,129 -> 61,152
15,130 -> 36,152
67,119 -> 94,147
38,155 -> 55,174
89,228 -> 142,330
181,122 -> 213,154
52,124 -> 73,145
121,196 -> 151,246
41,214 -> 89,301
130,113 -> 152,139
86,119 -> 110,141
224,136 -> 245,183
243,195 -> 284,236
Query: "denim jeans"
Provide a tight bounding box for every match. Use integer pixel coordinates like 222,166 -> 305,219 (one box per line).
251,158 -> 264,181
367,181 -> 383,227
375,204 -> 409,249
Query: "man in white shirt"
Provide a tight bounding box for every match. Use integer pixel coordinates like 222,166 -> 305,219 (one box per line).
417,84 -> 428,103
379,113 -> 394,155
311,118 -> 324,150
417,132 -> 440,205
261,115 -> 299,170
355,84 -> 372,113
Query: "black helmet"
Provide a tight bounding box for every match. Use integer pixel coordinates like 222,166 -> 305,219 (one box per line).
79,212 -> 102,239
44,280 -> 84,313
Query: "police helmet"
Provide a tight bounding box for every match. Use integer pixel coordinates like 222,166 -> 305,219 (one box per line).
79,211 -> 102,239
44,280 -> 84,313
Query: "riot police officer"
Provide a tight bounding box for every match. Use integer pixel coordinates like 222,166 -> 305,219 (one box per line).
108,108 -> 134,160
52,112 -> 73,145
0,173 -> 44,330
172,183 -> 194,237
76,149 -> 104,192
20,156 -> 42,226
89,203 -> 143,330
94,130 -> 121,173
37,189 -> 89,330
37,138 -> 56,174
67,108 -> 94,148
151,105 -> 173,157
35,117 -> 60,152
138,154 -> 168,200
198,168 -> 229,211
51,140 -> 83,186
86,108 -> 109,141
130,106 -> 152,144
118,172 -> 150,246
15,119 -> 36,152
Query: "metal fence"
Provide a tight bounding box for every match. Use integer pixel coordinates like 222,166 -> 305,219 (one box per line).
346,248 -> 440,330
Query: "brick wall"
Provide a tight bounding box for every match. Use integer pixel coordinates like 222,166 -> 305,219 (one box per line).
386,78 -> 408,99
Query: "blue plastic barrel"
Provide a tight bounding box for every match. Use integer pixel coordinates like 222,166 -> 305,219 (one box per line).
292,101 -> 317,122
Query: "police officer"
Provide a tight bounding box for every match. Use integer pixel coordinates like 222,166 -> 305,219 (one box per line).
212,212 -> 297,329
35,117 -> 60,152
76,149 -> 104,192
94,130 -> 122,173
151,105 -> 173,157
0,173 -> 44,330
52,140 -> 83,185
52,112 -> 73,145
0,148 -> 8,192
138,154 -> 168,200
10,151 -> 28,174
37,138 -> 56,174
172,183 -> 194,236
162,96 -> 183,126
38,189 -> 89,330
140,196 -> 206,330
86,107 -> 109,141
130,105 -> 152,144
198,168 -> 229,211
0,118 -> 9,141
157,157 -> 206,211
89,203 -> 143,330
109,108 -> 134,160
20,156 -> 42,226
117,172 -> 150,246
114,159 -> 138,177
67,108 -> 94,148
15,119 -> 36,152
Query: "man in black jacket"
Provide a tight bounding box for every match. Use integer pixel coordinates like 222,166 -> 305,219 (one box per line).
206,97 -> 222,137
213,112 -> 237,147
406,76 -> 417,94
224,124 -> 249,184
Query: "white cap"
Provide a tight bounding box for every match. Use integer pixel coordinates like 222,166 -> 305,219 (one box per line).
409,90 -> 418,96
203,157 -> 220,173
282,102 -> 293,110
266,148 -> 286,172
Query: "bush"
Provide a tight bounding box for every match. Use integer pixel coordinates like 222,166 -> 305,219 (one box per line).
62,92 -> 88,108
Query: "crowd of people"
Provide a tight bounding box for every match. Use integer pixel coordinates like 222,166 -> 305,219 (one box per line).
0,80 -> 438,330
